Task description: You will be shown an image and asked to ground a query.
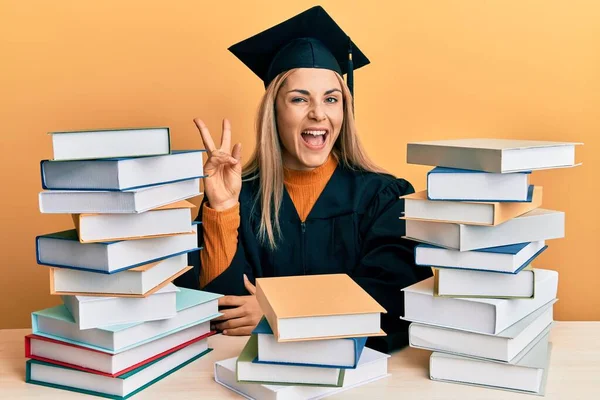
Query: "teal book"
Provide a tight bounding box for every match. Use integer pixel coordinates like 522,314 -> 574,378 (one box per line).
31,287 -> 221,354
26,339 -> 212,399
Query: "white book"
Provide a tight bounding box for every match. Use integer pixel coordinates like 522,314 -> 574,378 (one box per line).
74,200 -> 195,243
429,333 -> 552,395
62,284 -> 178,330
37,223 -> 199,274
50,254 -> 189,296
215,347 -> 390,400
41,150 -> 205,190
402,269 -> 558,334
26,339 -> 210,398
39,178 -> 201,214
404,208 -> 564,251
407,138 -> 581,173
28,323 -> 211,375
415,241 -> 546,273
427,167 -> 531,201
436,267 -> 535,298
409,300 -> 555,361
50,127 -> 170,161
32,288 -> 221,353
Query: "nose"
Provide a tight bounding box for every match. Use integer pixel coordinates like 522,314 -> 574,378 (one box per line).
308,104 -> 326,121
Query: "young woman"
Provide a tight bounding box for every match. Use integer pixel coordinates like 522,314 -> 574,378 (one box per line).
176,6 -> 432,353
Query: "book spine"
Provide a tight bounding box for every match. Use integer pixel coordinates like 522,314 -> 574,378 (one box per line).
256,283 -> 280,341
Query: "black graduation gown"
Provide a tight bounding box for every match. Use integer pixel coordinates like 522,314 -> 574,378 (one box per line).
175,164 -> 433,353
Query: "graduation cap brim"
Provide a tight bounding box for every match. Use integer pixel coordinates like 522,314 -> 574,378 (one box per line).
228,6 -> 370,88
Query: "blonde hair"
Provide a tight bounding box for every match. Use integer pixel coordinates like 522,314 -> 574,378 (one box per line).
242,68 -> 387,249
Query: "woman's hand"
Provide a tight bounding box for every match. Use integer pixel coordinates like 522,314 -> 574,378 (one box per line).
194,118 -> 242,211
212,275 -> 263,336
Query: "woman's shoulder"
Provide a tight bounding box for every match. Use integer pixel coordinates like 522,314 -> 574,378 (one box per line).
341,164 -> 415,198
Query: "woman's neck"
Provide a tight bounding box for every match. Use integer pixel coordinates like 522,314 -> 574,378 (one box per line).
283,154 -> 338,185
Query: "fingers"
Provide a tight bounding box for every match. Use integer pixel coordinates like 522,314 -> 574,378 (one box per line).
222,325 -> 255,336
194,118 -> 217,154
220,119 -> 232,152
214,316 -> 251,331
244,274 -> 256,295
231,142 -> 242,163
218,295 -> 246,307
212,305 -> 246,322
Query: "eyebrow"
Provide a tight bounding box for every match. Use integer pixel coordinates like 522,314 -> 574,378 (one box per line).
286,88 -> 342,95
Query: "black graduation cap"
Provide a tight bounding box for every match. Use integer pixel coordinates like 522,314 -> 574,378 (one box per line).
228,5 -> 370,96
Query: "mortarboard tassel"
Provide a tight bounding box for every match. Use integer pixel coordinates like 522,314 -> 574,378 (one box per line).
347,37 -> 354,97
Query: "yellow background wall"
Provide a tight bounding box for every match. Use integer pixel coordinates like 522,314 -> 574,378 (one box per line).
1,0 -> 598,328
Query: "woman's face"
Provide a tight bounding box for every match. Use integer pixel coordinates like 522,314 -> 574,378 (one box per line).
275,68 -> 343,170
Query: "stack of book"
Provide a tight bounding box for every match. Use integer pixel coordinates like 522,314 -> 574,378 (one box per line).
400,138 -> 581,396
214,274 -> 391,399
27,127 -> 223,399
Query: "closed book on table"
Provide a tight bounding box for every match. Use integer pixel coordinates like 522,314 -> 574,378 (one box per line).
31,288 -> 221,353
402,269 -> 558,334
49,127 -> 171,161
39,178 -> 201,214
434,267 -> 536,299
429,332 -> 552,395
252,317 -> 367,369
256,274 -> 386,342
36,223 -> 200,274
409,300 -> 555,362
407,138 -> 581,173
25,327 -> 214,377
26,339 -> 212,399
404,209 -> 564,251
49,254 -> 191,297
73,200 -> 195,243
402,187 -> 541,226
415,241 -> 547,274
427,167 -> 531,201
41,150 -> 204,190
215,346 -> 389,400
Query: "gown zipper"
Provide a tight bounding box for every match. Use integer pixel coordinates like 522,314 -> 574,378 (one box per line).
301,221 -> 306,275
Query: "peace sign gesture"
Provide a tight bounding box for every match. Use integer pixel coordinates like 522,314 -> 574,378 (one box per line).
194,118 -> 242,211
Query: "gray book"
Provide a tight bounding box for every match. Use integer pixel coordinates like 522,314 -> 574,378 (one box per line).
429,332 -> 552,395
407,138 -> 581,173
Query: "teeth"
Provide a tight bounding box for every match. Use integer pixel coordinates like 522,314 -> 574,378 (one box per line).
302,130 -> 327,136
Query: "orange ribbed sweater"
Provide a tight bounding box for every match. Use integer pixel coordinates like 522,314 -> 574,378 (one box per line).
199,156 -> 338,288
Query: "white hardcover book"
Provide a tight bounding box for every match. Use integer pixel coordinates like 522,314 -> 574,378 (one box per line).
409,300 -> 555,361
407,138 -> 581,173
427,167 -> 530,201
74,200 -> 195,243
429,333 -> 552,395
28,323 -> 211,375
50,127 -> 170,161
39,178 -> 201,214
50,254 -> 189,296
62,284 -> 179,330
415,241 -> 546,273
37,223 -> 199,274
41,150 -> 205,190
402,269 -> 558,334
32,288 -> 221,353
404,208 -> 564,251
436,267 -> 535,298
215,347 -> 390,400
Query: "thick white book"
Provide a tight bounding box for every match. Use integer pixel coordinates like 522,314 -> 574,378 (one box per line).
50,254 -> 190,296
73,200 -> 195,243
215,347 -> 390,400
429,333 -> 552,395
435,267 -> 535,298
49,127 -> 170,161
409,300 -> 555,361
407,138 -> 581,173
37,223 -> 199,274
404,208 -> 564,251
415,241 -> 547,273
62,284 -> 179,330
32,288 -> 221,353
402,269 -> 558,334
427,167 -> 531,201
39,177 -> 201,214
41,150 -> 205,190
